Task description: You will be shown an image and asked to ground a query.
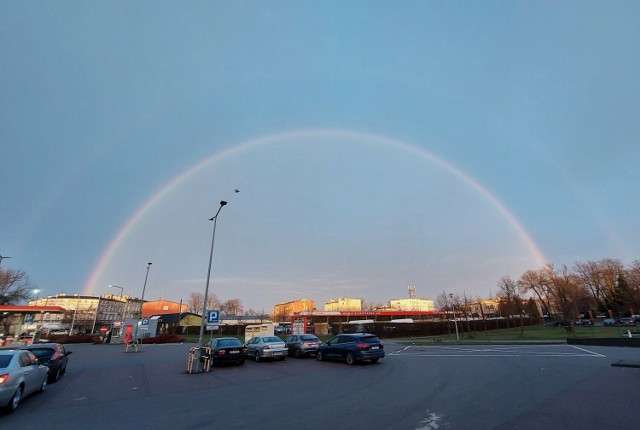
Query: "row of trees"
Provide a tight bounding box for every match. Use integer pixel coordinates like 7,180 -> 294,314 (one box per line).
186,292 -> 255,316
434,259 -> 640,326
510,259 -> 640,323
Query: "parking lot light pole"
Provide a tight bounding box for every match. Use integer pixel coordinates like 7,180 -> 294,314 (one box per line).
198,200 -> 227,352
109,284 -> 124,297
449,293 -> 460,341
133,263 -> 152,346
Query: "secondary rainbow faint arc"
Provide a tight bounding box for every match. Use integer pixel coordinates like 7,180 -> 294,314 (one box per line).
83,129 -> 548,295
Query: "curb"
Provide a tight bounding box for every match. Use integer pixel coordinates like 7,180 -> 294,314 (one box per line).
611,360 -> 640,369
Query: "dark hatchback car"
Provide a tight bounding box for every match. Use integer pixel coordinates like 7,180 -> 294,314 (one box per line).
316,333 -> 384,365
19,343 -> 72,383
205,337 -> 248,366
285,334 -> 322,358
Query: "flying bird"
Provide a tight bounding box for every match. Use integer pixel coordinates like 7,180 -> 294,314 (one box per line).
234,189 -> 240,193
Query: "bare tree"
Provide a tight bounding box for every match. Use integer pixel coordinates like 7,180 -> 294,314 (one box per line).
460,291 -> 475,334
1,268 -> 38,335
188,291 -> 221,314
221,299 -> 243,316
497,276 -> 522,317
625,260 -> 640,292
206,293 -> 221,311
188,292 -> 204,314
497,276 -> 518,332
625,260 -> 640,314
541,264 -> 587,332
0,267 -> 36,305
435,291 -> 451,312
600,259 -> 625,313
361,299 -> 374,311
518,270 -> 553,317
574,259 -> 623,314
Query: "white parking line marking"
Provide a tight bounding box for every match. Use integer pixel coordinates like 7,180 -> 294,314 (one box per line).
388,344 -> 606,358
567,345 -> 606,357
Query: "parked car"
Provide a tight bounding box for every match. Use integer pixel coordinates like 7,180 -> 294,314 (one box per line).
0,349 -> 48,412
603,318 -> 615,326
618,317 -> 637,326
204,337 -> 247,366
19,343 -> 72,383
316,333 -> 385,365
578,319 -> 592,326
285,334 -> 321,358
245,336 -> 287,362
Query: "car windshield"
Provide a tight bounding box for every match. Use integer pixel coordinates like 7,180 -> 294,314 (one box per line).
0,355 -> 11,368
300,335 -> 318,341
217,339 -> 241,347
263,337 -> 282,343
360,336 -> 380,343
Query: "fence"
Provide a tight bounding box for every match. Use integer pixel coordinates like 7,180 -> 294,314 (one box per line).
336,317 -> 538,338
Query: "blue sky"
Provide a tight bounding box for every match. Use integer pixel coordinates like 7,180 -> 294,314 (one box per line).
2,2 -> 639,311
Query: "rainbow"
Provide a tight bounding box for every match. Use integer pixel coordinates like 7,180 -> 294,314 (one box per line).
83,129 -> 548,295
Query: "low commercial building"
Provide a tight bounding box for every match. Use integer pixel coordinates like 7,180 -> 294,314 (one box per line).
142,300 -> 188,318
273,299 -> 315,322
27,293 -> 143,335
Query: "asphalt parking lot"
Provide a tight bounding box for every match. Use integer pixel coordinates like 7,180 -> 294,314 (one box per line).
2,341 -> 639,429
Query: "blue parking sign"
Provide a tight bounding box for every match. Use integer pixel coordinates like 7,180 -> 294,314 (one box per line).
207,310 -> 220,323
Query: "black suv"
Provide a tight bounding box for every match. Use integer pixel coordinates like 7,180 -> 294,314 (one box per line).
316,333 -> 384,365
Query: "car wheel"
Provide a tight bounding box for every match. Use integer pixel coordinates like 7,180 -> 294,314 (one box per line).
370,358 -> 380,364
255,351 -> 261,362
294,349 -> 302,359
8,386 -> 23,412
346,352 -> 356,365
316,350 -> 324,361
49,368 -> 60,383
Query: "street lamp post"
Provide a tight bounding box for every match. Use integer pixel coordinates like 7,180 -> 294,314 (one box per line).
133,263 -> 152,346
198,201 -> 227,357
109,284 -> 124,297
449,293 -> 460,341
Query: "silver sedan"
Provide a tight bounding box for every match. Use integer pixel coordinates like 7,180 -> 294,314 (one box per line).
0,349 -> 49,412
245,336 -> 288,362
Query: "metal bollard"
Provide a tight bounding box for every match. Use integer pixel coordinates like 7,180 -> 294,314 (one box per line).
200,347 -> 212,372
186,347 -> 199,373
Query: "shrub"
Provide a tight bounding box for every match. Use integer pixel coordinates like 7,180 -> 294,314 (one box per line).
50,334 -> 101,344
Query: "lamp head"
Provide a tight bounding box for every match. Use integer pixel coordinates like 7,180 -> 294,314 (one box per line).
220,200 -> 227,206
